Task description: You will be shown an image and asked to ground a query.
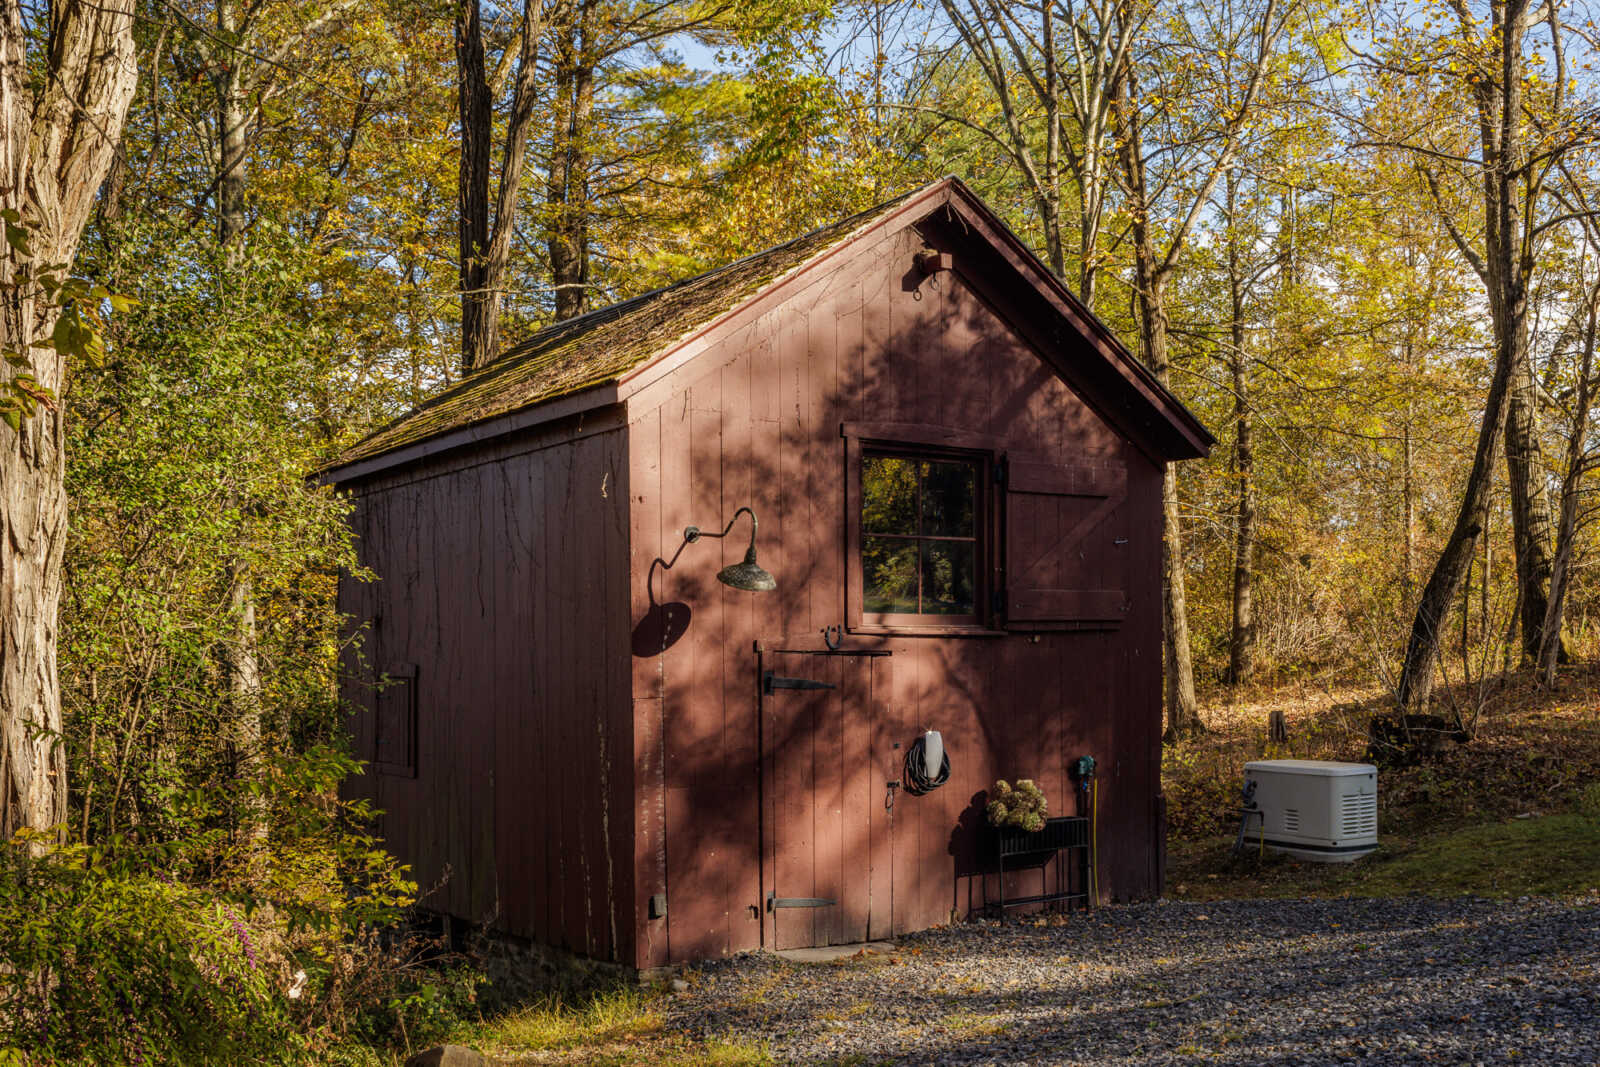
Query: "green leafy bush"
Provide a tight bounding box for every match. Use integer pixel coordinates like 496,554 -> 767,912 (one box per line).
0,833 -> 300,1064
0,746 -> 475,1065
1579,782 -> 1600,819
986,779 -> 1048,833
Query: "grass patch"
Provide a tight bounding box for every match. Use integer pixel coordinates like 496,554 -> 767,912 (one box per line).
941,1011 -> 1011,1037
456,984 -> 771,1066
1342,813 -> 1600,897
474,986 -> 663,1052
1170,813 -> 1600,901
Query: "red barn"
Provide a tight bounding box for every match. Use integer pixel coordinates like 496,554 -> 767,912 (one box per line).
322,177 -> 1212,970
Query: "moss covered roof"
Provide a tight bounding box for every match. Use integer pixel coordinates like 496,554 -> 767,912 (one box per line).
330,189 -> 922,471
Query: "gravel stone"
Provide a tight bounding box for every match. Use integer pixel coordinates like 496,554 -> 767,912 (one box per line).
664,896 -> 1600,1064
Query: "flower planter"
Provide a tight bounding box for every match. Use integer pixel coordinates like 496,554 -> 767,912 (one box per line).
986,815 -> 1091,915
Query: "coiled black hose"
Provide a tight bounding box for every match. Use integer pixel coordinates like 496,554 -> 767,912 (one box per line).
902,734 -> 950,796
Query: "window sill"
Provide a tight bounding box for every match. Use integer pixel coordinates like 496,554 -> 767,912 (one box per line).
848,623 -> 1009,638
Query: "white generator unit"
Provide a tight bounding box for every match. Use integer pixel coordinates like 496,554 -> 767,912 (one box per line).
1242,760 -> 1378,862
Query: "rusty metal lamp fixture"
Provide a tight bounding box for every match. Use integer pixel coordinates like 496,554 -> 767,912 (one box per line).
684,506 -> 776,592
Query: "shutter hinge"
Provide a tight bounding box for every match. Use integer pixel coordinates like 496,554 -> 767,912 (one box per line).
994,456 -> 1008,485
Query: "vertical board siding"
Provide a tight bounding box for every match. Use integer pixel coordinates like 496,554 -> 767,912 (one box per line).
630,217 -> 1168,963
342,419 -> 634,962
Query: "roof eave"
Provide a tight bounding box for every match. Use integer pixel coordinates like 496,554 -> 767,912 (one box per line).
316,383 -> 621,486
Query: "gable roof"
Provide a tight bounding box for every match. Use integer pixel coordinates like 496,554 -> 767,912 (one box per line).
322,177 -> 1212,484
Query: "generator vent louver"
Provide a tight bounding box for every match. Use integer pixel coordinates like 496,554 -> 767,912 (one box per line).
1282,808 -> 1300,833
1341,792 -> 1377,837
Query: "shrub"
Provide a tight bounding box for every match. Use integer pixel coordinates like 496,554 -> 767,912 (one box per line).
0,833 -> 301,1064
1579,782 -> 1600,819
986,779 -> 1048,832
0,746 -> 473,1065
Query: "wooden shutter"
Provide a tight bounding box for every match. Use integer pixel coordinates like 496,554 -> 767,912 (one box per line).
1003,459 -> 1129,627
375,663 -> 418,777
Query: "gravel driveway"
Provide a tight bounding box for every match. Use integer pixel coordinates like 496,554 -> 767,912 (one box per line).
666,897 -> 1600,1064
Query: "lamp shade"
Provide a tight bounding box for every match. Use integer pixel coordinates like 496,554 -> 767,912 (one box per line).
717,545 -> 776,592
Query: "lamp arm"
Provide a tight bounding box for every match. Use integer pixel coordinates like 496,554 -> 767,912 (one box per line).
654,507 -> 761,594
684,506 -> 758,545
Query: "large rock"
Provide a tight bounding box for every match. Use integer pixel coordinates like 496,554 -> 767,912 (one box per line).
404,1045 -> 488,1067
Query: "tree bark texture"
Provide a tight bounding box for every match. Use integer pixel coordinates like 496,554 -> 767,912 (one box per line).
456,0 -> 493,373
458,0 -> 545,370
216,5 -> 248,257
1538,271 -> 1597,685
1224,169 -> 1256,686
1397,356 -> 1511,707
547,0 -> 595,323
1402,386 -> 1415,599
1,0 -> 139,838
1130,236 -> 1202,735
1505,355 -> 1559,662
213,1 -> 263,797
1226,292 -> 1256,686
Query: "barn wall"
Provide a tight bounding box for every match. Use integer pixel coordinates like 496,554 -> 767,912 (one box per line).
338,409 -> 636,962
626,218 -> 1166,967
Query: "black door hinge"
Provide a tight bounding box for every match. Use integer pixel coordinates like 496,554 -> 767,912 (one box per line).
762,672 -> 836,695
767,891 -> 837,911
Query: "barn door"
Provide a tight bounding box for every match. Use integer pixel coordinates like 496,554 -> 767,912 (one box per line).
761,651 -> 893,950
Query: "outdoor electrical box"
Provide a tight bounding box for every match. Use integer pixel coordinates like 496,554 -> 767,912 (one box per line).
1242,759 -> 1378,863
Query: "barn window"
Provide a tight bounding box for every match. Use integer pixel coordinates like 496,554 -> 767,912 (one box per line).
844,425 -> 999,634
860,452 -> 982,620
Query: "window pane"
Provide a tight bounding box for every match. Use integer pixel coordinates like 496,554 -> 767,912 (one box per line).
921,541 -> 975,615
863,537 -> 919,614
862,455 -> 917,535
920,460 -> 976,537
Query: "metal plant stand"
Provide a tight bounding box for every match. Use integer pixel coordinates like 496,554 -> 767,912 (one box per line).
986,815 -> 1091,915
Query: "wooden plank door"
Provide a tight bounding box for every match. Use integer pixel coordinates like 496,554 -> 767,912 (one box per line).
762,651 -> 891,949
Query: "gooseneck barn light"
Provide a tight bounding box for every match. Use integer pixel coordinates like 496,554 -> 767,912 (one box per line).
683,506 -> 776,592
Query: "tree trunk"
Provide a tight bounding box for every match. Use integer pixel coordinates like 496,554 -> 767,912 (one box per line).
459,0 -> 545,368
1225,174 -> 1255,686
213,3 -> 266,846
216,7 -> 248,260
1227,315 -> 1256,686
1140,273 -> 1203,736
1397,355 -> 1512,707
548,0 -> 596,323
1402,396 -> 1415,600
1117,70 -> 1203,739
1400,0 -> 1535,708
456,0 -> 494,373
1161,469 -> 1203,737
1538,273 -> 1598,685
0,0 -> 139,839
1505,354 -> 1559,662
